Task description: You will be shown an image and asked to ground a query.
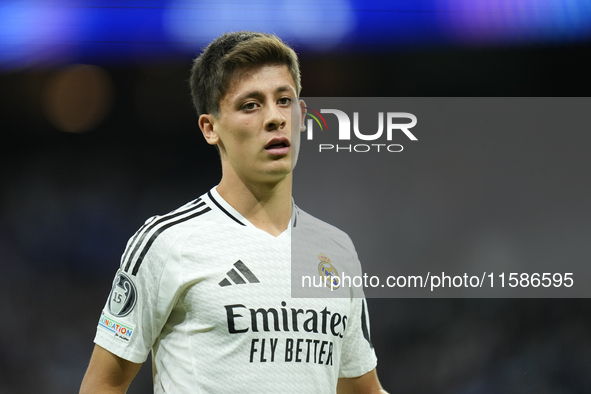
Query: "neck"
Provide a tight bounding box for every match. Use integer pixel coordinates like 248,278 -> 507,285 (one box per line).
216,170 -> 293,237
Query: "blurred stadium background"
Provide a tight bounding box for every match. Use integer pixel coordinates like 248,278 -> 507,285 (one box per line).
1,1 -> 591,393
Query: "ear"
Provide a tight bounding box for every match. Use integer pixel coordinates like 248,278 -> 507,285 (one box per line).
299,99 -> 307,132
199,114 -> 219,146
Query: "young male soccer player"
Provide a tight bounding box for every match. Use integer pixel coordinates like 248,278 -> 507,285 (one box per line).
80,31 -> 386,394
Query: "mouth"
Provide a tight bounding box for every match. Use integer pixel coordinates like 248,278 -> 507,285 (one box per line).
264,137 -> 291,155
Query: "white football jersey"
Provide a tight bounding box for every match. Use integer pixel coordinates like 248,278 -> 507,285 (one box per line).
94,187 -> 377,393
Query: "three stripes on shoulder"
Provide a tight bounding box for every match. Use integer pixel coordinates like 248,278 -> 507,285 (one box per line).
122,198 -> 211,276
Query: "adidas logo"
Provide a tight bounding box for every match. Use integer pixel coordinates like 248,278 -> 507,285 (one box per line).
219,260 -> 260,287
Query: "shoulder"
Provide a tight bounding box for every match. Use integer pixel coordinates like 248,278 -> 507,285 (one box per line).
293,205 -> 356,252
138,194 -> 216,245
120,193 -> 216,276
292,205 -> 365,294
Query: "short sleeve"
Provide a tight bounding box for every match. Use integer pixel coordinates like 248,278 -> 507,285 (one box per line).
94,220 -> 183,363
331,228 -> 378,377
338,297 -> 378,378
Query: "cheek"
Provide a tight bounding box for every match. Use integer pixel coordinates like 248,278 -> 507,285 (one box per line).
219,122 -> 260,156
236,122 -> 255,142
220,119 -> 251,143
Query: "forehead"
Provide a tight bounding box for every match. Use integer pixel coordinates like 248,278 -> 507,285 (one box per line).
223,64 -> 297,102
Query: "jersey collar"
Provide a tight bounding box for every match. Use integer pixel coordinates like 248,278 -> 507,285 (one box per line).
207,186 -> 297,233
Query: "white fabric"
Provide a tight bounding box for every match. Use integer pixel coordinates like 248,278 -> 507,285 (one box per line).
94,187 -> 377,393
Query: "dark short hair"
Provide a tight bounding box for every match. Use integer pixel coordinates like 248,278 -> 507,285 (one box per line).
190,31 -> 301,118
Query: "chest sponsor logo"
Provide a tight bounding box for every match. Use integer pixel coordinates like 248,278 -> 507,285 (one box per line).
108,272 -> 137,317
224,301 -> 347,365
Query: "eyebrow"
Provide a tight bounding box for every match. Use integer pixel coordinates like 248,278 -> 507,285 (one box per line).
234,85 -> 295,103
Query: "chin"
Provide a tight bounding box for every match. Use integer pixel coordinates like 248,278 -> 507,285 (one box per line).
259,165 -> 293,182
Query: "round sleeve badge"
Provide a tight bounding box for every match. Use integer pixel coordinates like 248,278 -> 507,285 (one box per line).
108,272 -> 138,317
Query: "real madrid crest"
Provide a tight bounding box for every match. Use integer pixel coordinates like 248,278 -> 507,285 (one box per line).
108,272 -> 138,317
317,253 -> 340,289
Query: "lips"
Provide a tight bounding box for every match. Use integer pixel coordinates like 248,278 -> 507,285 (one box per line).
265,137 -> 291,155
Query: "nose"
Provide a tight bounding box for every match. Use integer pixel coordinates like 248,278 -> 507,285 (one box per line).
264,104 -> 286,131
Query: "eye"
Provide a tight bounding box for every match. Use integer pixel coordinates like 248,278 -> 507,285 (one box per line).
278,97 -> 292,106
241,102 -> 258,111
